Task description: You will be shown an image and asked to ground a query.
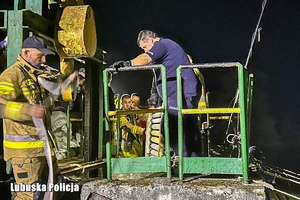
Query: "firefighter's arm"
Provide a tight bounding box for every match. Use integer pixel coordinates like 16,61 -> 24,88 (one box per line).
0,67 -> 47,121
131,107 -> 148,122
0,101 -> 44,121
110,53 -> 152,69
137,113 -> 148,124
130,53 -> 152,66
0,76 -> 44,120
120,115 -> 145,135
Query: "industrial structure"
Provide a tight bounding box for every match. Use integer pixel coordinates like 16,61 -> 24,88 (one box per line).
0,1 -> 300,199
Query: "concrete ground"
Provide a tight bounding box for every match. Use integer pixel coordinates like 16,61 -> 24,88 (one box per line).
81,176 -> 267,200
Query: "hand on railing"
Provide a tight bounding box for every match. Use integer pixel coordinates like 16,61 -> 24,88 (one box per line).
110,60 -> 131,69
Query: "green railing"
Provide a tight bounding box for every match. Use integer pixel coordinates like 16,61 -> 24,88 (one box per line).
176,62 -> 250,181
103,62 -> 252,181
103,65 -> 172,179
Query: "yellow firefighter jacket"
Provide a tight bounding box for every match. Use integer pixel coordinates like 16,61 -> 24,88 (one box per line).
119,107 -> 147,157
0,55 -> 59,161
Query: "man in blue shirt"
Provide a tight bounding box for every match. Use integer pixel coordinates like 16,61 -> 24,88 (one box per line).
111,30 -> 200,157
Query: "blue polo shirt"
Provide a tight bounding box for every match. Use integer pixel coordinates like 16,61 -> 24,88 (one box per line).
146,38 -> 198,112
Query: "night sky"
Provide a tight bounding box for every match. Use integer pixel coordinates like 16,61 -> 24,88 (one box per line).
85,0 -> 300,172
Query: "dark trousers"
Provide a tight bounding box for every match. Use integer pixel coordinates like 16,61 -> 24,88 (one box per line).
162,113 -> 200,157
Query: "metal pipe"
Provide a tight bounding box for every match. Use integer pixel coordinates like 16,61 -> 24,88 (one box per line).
60,160 -> 106,176
103,70 -> 110,132
103,70 -> 112,180
269,187 -> 300,200
116,94 -> 121,156
66,103 -> 70,158
182,108 -> 240,115
98,67 -> 104,159
108,108 -> 164,116
262,170 -> 300,186
206,92 -> 211,157
14,0 -> 24,10
246,74 -> 254,154
106,64 -> 164,72
79,94 -> 84,156
180,62 -> 241,69
262,161 -> 300,181
238,64 -> 249,181
161,66 -> 171,178
244,0 -> 268,69
176,65 -> 184,180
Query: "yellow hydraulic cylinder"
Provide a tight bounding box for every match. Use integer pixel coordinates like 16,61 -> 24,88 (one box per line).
58,5 -> 97,58
55,5 -> 97,75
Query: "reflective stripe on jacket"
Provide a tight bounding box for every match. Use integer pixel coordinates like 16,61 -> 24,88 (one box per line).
0,55 -> 57,160
3,133 -> 45,149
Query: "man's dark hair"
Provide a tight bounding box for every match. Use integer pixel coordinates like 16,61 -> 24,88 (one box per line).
137,30 -> 158,47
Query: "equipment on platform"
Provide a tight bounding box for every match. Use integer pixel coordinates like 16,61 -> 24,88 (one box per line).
145,111 -> 165,157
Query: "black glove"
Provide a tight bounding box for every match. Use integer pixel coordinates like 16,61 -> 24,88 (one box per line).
110,60 -> 131,69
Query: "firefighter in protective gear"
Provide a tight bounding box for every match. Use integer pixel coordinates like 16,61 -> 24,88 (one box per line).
0,35 -> 77,199
119,94 -> 146,158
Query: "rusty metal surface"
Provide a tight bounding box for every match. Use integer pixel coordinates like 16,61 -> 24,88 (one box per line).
58,5 -> 96,57
58,157 -> 106,176
58,0 -> 85,7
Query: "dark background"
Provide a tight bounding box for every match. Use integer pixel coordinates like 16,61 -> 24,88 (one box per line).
1,0 -> 300,173
85,0 -> 300,173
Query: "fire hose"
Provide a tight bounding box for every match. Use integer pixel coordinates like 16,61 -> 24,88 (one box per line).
32,117 -> 54,200
33,72 -> 78,200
